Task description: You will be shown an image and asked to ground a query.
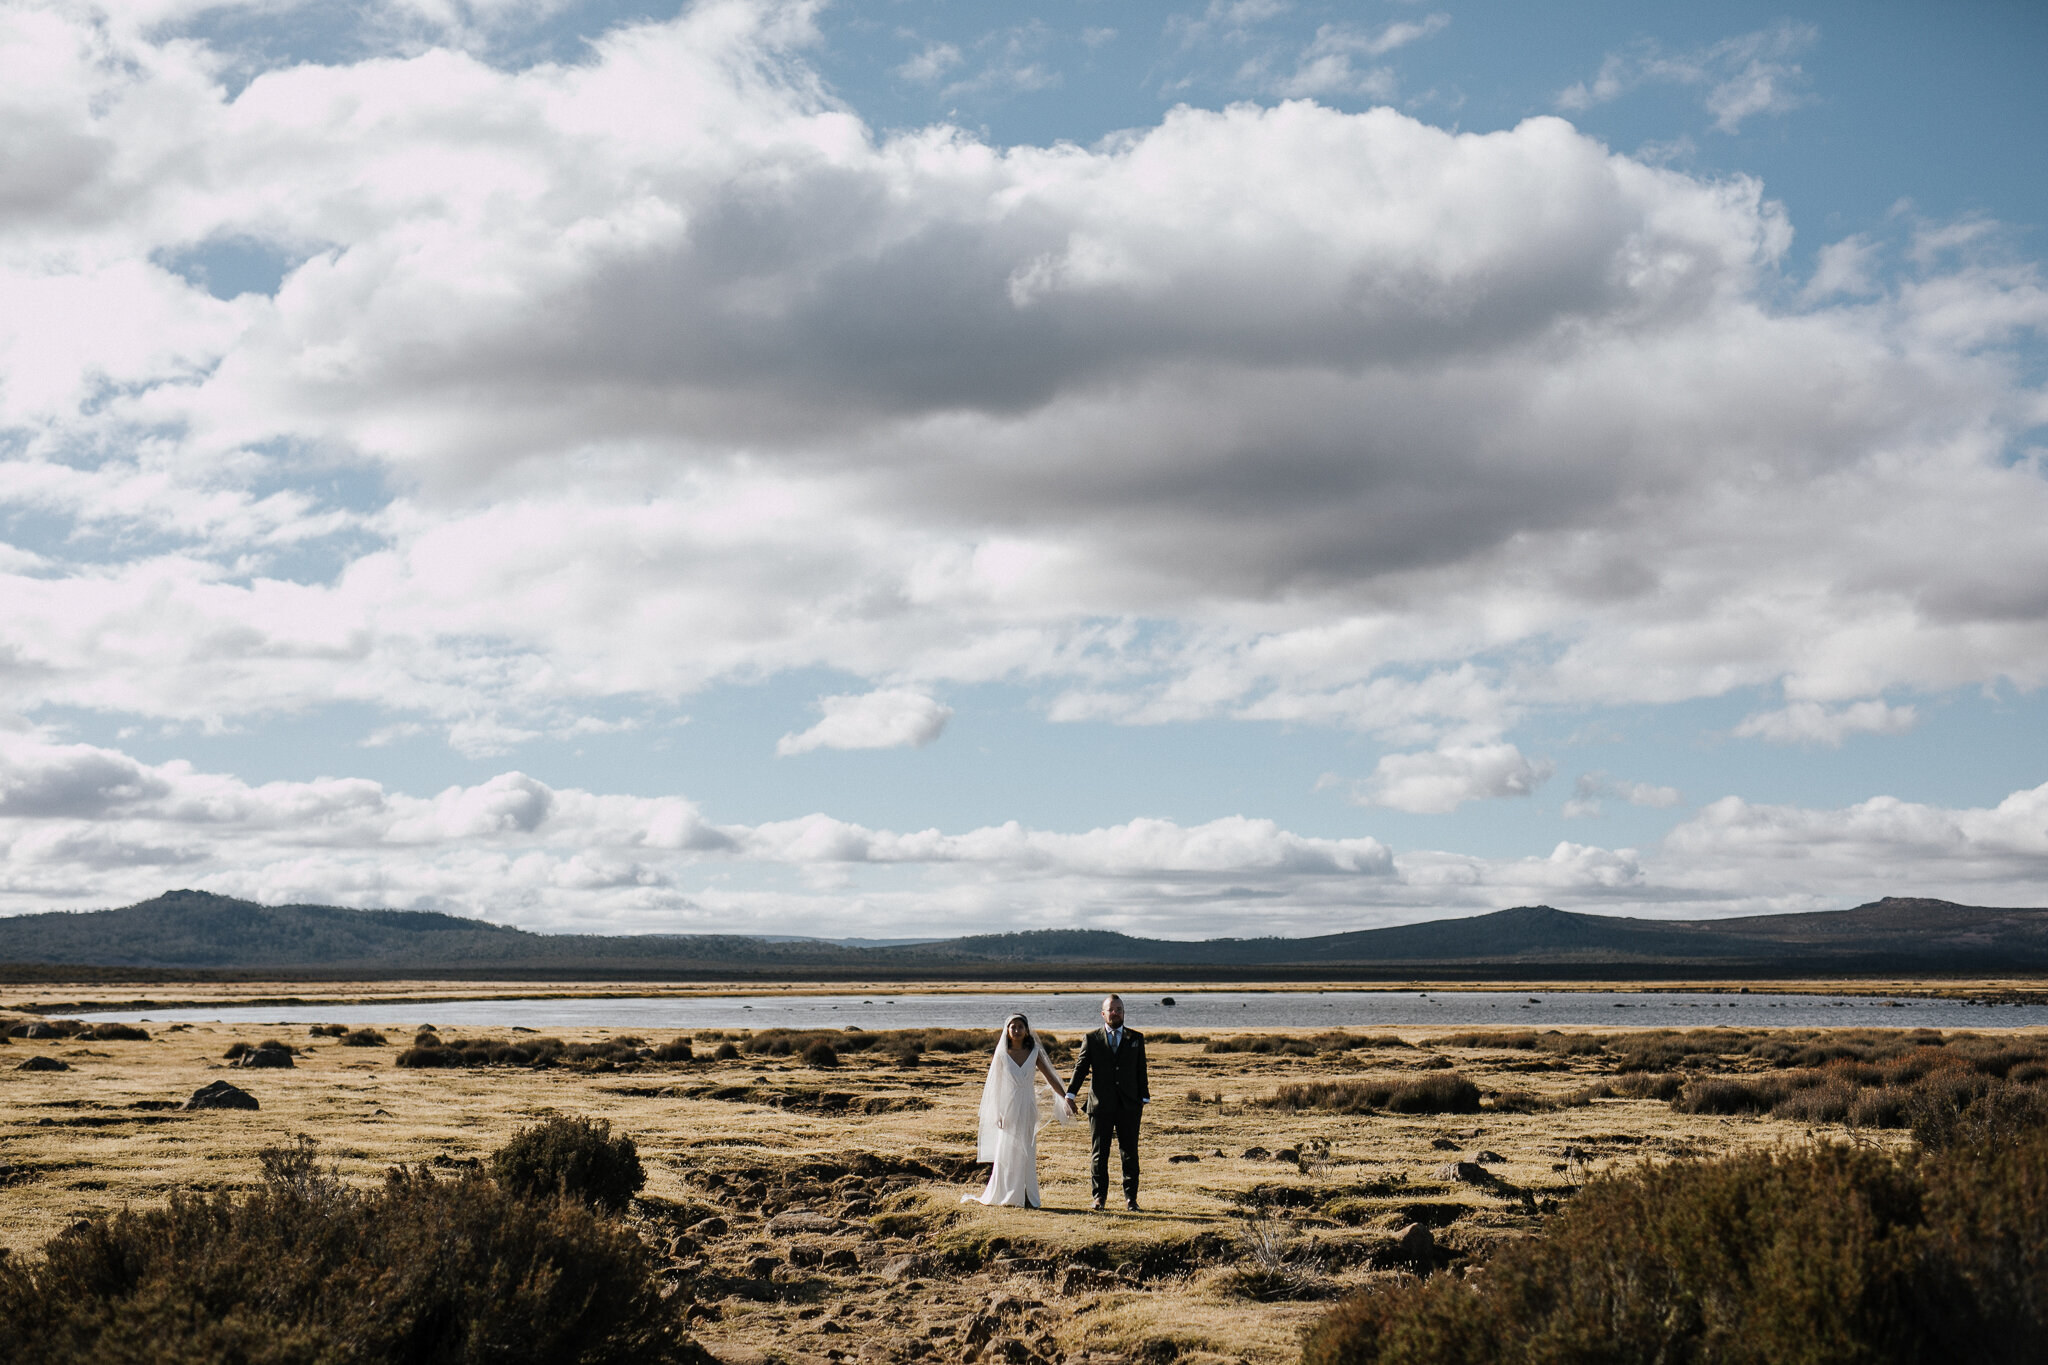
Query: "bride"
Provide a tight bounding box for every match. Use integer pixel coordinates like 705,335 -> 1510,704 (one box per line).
965,1013 -> 1075,1208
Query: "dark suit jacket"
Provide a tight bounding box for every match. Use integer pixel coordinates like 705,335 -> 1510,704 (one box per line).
1068,1027 -> 1148,1116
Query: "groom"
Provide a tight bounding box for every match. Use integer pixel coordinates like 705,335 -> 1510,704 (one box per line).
1067,994 -> 1149,1211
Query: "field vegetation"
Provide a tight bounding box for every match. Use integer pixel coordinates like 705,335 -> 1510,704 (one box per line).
5,1003 -> 2048,1363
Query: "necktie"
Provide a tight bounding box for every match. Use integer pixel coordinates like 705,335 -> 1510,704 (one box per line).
1108,1028 -> 1120,1050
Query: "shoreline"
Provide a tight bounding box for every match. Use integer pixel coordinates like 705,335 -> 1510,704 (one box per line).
12,974 -> 2048,1018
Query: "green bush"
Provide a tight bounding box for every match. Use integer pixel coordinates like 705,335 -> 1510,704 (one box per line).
1300,1135 -> 2048,1365
0,1136 -> 707,1365
489,1116 -> 646,1214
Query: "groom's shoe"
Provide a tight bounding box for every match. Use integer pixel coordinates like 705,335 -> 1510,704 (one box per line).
1090,1196 -> 1105,1211
1125,1198 -> 1140,1211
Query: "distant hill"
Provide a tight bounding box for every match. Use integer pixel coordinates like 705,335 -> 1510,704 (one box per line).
3,889 -> 2046,980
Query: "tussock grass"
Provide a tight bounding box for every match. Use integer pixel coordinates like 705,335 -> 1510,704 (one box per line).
1208,1031 -> 1411,1057
1260,1074 -> 1481,1116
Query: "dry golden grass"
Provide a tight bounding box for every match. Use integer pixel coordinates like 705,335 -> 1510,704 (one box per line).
4,992 -> 2041,1365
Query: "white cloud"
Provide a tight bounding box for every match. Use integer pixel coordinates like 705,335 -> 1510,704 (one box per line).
0,0 -> 2042,908
5,724 -> 2040,934
1734,700 -> 1919,747
1558,22 -> 1816,133
895,41 -> 961,85
776,688 -> 953,755
1563,771 -> 1685,818
1351,742 -> 1553,814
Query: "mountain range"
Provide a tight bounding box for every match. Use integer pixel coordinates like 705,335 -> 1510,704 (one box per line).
4,890 -> 2048,980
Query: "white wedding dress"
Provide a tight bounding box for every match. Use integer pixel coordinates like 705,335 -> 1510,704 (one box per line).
966,1026 -> 1072,1208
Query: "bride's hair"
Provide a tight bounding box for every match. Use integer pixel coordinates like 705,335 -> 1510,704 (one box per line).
1003,1014 -> 1034,1050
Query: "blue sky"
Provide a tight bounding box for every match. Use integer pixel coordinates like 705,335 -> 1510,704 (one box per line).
0,0 -> 2043,936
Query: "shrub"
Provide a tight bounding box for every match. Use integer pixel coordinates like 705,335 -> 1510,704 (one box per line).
1261,1075 -> 1480,1116
341,1028 -> 388,1047
651,1038 -> 693,1062
490,1116 -> 646,1214
0,1137 -> 707,1365
713,1042 -> 740,1061
85,1023 -> 149,1041
1302,1135 -> 2048,1365
801,1040 -> 839,1068
309,1023 -> 349,1037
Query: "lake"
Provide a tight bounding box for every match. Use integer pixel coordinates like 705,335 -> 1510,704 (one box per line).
73,989 -> 2048,1033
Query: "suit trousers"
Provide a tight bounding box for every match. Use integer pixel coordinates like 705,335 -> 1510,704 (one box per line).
1089,1105 -> 1141,1203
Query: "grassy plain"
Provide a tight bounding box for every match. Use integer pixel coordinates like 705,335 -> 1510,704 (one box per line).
2,985 -> 2039,1365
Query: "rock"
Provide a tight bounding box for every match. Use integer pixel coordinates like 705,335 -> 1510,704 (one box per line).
22,1023 -> 61,1039
185,1080 -> 259,1110
839,1198 -> 873,1217
1167,1153 -> 1200,1163
1429,1137 -> 1459,1150
1273,1148 -> 1299,1163
877,1253 -> 925,1283
1054,1263 -> 1111,1296
1241,1146 -> 1269,1160
1369,1222 -> 1440,1272
1432,1161 -> 1493,1185
1475,1150 -> 1505,1164
16,1055 -> 69,1072
688,1215 -> 729,1238
963,1312 -> 999,1349
821,1247 -> 860,1270
235,1044 -> 294,1069
743,1252 -> 783,1277
768,1210 -> 838,1236
787,1242 -> 823,1267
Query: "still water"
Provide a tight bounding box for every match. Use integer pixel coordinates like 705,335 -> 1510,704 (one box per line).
75,989 -> 2048,1033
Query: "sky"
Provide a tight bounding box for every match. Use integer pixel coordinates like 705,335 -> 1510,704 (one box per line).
1,0 -> 2044,939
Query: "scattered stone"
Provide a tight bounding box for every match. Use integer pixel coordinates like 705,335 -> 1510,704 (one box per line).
1432,1161 -> 1494,1186
743,1252 -> 783,1277
234,1042 -> 295,1069
184,1080 -> 259,1111
1273,1148 -> 1299,1163
821,1248 -> 860,1270
1475,1150 -> 1505,1164
839,1197 -> 873,1217
22,1023 -> 61,1039
788,1243 -> 823,1267
878,1253 -> 926,1283
1168,1153 -> 1200,1163
1241,1146 -> 1269,1160
16,1055 -> 69,1072
1368,1222 -> 1441,1273
768,1210 -> 837,1236
1429,1137 -> 1459,1150
689,1215 -> 729,1238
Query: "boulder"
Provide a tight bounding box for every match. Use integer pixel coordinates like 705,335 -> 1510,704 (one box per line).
16,1055 -> 69,1072
235,1042 -> 295,1069
185,1080 -> 260,1111
767,1210 -> 838,1236
1432,1161 -> 1494,1185
1368,1221 -> 1440,1273
1475,1150 -> 1505,1164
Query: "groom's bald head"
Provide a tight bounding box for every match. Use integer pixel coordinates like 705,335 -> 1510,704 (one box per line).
1102,995 -> 1125,1028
